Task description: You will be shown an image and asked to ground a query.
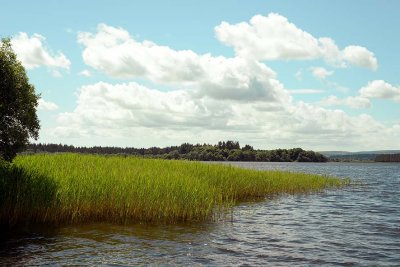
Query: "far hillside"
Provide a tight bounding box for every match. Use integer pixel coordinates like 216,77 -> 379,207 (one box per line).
320,150 -> 400,162
375,154 -> 400,162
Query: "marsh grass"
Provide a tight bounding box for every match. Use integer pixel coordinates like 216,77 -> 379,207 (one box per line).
0,154 -> 349,227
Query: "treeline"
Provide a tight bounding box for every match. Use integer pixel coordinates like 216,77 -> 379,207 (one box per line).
25,141 -> 328,162
328,154 -> 376,162
375,154 -> 400,162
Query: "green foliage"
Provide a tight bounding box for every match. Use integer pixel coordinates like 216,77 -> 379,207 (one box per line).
28,142 -> 329,162
217,140 -> 240,150
0,154 -> 348,227
0,38 -> 40,162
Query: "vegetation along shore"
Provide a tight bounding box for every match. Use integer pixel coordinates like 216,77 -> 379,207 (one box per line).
0,153 -> 349,228
25,141 -> 328,162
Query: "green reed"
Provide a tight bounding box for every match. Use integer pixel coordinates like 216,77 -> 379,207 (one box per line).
0,154 -> 349,227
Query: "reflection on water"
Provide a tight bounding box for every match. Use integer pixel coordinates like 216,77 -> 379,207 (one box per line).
1,162 -> 399,266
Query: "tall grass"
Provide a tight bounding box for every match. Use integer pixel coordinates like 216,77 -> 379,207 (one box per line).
0,154 -> 349,227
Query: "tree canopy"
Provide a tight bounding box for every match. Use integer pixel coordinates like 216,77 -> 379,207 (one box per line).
26,142 -> 328,163
0,38 -> 40,162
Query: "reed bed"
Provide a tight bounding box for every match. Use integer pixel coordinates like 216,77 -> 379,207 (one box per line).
0,154 -> 349,227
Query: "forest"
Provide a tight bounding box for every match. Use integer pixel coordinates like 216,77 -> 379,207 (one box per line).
25,141 -> 328,162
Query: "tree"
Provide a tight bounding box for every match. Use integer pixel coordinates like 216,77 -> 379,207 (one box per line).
225,140 -> 240,150
0,38 -> 40,162
242,144 -> 254,151
178,142 -> 193,154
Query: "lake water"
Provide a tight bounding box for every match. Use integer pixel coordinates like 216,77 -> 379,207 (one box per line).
1,162 -> 399,266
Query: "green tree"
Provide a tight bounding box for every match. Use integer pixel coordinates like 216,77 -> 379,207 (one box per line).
242,144 -> 254,151
178,142 -> 193,154
225,140 -> 240,150
164,150 -> 180,160
0,38 -> 40,162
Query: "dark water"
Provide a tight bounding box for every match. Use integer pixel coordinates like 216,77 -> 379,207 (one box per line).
1,162 -> 399,266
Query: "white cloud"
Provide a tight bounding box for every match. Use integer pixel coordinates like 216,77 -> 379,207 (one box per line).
78,24 -> 208,81
289,89 -> 324,95
311,67 -> 333,80
53,81 -> 240,140
215,13 -> 320,60
78,24 -> 290,103
215,13 -> 378,70
346,96 -> 371,109
320,80 -> 400,109
38,99 -> 59,111
79,70 -> 92,77
320,95 -> 371,109
52,81 -> 400,150
320,95 -> 341,106
51,21 -> 397,150
56,81 -> 231,130
11,32 -> 71,70
359,80 -> 400,102
342,46 -> 378,70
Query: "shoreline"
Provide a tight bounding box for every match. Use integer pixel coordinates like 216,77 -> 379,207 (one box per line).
1,153 -> 348,228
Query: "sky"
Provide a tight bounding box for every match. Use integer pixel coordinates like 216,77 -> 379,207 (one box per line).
1,0 -> 399,151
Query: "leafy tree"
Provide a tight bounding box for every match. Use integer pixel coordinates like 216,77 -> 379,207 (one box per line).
217,141 -> 226,149
164,150 -> 180,160
225,140 -> 240,150
0,38 -> 40,162
242,144 -> 254,151
288,148 -> 304,161
179,142 -> 193,154
255,151 -> 270,162
227,149 -> 243,161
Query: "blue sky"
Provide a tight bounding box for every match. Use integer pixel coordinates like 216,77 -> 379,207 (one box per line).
1,0 -> 399,150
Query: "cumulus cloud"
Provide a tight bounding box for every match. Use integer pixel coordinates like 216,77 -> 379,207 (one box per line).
54,81 -> 243,139
321,80 -> 400,109
289,89 -> 325,95
56,82 -> 232,130
51,21 -> 397,150
215,13 -> 320,60
359,80 -> 400,102
78,24 -> 211,81
288,102 -> 379,136
51,81 -> 400,150
342,46 -> 378,70
215,13 -> 378,70
11,32 -> 71,70
320,95 -> 371,109
311,67 -> 333,80
77,24 -> 290,103
38,99 -> 59,111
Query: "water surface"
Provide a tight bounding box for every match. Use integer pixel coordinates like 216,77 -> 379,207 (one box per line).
1,162 -> 399,266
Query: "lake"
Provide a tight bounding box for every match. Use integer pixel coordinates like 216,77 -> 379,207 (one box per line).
1,162 -> 399,266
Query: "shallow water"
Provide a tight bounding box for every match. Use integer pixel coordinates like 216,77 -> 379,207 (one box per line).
1,162 -> 399,266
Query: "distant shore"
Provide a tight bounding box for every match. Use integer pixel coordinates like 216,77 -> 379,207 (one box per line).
24,141 -> 328,162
